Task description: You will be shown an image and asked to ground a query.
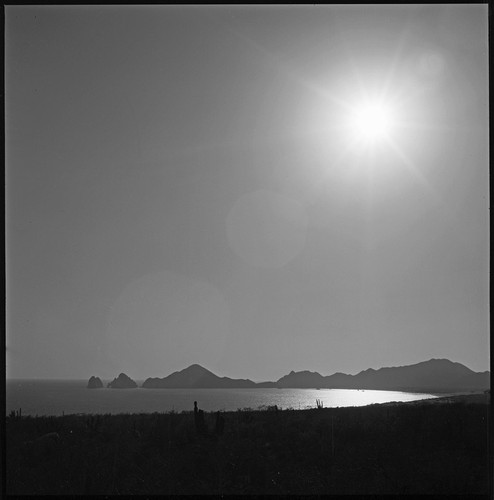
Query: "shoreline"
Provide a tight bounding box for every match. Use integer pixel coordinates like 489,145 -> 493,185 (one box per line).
7,391 -> 488,495
7,391 -> 488,419
6,378 -> 489,394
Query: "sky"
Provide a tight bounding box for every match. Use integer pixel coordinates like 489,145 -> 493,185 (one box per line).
6,5 -> 489,381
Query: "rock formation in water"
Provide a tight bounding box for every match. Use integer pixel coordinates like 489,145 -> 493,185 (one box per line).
87,376 -> 104,389
107,373 -> 138,389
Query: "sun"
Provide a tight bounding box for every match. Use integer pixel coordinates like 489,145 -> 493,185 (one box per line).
349,100 -> 394,145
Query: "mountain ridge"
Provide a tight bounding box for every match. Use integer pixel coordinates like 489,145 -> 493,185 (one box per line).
140,358 -> 489,392
276,358 -> 489,392
142,363 -> 260,389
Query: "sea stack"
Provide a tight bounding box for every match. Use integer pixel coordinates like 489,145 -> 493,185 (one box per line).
87,376 -> 104,389
107,373 -> 138,389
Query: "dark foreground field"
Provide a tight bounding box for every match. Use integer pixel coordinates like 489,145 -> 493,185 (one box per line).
6,394 -> 490,495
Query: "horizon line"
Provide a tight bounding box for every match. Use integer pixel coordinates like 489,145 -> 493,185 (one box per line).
6,357 -> 491,381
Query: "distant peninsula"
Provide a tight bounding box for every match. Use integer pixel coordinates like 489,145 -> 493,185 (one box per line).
275,358 -> 490,393
140,359 -> 489,393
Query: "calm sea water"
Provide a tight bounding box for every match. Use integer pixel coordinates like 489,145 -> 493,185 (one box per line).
6,380 -> 438,416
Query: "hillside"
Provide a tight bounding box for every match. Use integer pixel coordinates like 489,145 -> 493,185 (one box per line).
142,364 -> 258,389
6,395 -> 489,495
277,358 -> 489,392
139,359 -> 489,392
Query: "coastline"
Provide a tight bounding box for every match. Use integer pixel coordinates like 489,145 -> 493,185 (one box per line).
7,392 -> 488,495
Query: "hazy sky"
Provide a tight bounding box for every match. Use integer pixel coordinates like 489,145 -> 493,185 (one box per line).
6,5 -> 489,381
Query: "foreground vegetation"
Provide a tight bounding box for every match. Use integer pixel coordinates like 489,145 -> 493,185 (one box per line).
6,394 -> 489,495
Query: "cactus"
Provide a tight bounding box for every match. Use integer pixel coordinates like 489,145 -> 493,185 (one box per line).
194,401 -> 208,436
86,415 -> 101,432
9,408 -> 23,420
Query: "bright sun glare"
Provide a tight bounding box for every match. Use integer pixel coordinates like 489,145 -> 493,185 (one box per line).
350,101 -> 393,144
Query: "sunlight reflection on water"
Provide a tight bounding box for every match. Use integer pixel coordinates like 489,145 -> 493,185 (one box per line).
6,380 -> 437,416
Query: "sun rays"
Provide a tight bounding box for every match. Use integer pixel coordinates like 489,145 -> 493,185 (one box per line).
225,20 -> 444,219
308,57 -> 444,211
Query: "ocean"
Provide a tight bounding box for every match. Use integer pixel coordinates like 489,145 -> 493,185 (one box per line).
6,379 -> 438,416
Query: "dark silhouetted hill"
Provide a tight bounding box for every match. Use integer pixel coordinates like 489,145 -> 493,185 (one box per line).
277,359 -> 489,392
276,370 -> 326,388
108,373 -> 137,389
142,364 -> 262,388
139,359 -> 488,392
